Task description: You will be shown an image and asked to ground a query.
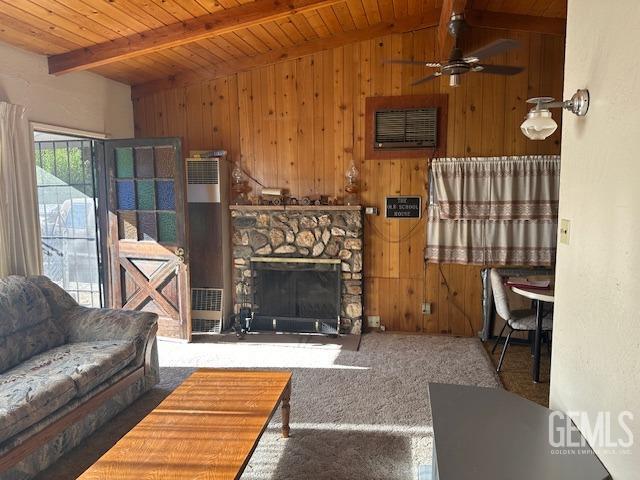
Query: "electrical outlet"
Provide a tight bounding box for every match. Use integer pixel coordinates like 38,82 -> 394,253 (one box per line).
422,302 -> 432,315
365,206 -> 379,215
560,218 -> 570,245
367,315 -> 381,328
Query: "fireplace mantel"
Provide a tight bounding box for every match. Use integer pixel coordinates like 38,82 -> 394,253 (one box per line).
230,206 -> 364,334
230,205 -> 362,211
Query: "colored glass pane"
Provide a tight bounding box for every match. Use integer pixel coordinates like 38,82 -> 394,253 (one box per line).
158,212 -> 177,243
117,181 -> 135,210
115,148 -> 134,178
156,180 -> 175,210
135,147 -> 155,178
118,211 -> 137,240
155,146 -> 175,177
138,212 -> 157,241
136,180 -> 155,210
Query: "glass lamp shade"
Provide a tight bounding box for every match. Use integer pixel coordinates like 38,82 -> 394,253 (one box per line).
520,109 -> 558,140
345,161 -> 359,183
231,162 -> 245,184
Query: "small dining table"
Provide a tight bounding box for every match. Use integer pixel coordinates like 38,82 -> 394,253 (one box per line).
510,285 -> 555,383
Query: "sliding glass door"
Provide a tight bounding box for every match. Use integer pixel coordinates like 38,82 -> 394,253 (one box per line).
34,132 -> 104,307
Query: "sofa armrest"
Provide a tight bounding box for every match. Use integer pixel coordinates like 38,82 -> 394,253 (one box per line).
28,275 -> 159,373
60,306 -> 158,369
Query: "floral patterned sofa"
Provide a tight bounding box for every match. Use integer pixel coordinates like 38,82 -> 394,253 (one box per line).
0,275 -> 159,479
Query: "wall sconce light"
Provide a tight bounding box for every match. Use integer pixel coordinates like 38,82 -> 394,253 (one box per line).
521,89 -> 590,140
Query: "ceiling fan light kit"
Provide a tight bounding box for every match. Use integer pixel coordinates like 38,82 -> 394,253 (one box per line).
383,12 -> 590,142
521,89 -> 590,140
385,13 -> 525,88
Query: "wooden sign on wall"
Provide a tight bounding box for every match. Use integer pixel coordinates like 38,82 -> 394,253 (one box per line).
385,196 -> 422,218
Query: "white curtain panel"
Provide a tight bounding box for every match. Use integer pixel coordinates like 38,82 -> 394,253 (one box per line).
431,156 -> 560,220
427,156 -> 560,266
0,102 -> 42,276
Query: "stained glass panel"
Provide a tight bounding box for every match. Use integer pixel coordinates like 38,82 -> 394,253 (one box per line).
158,212 -> 177,243
115,148 -> 134,178
138,212 -> 157,241
118,211 -> 137,240
136,180 -> 155,210
135,147 -> 155,178
116,181 -> 135,210
155,146 -> 175,178
156,180 -> 175,210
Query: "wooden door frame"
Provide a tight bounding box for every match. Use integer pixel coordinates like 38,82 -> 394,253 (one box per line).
94,140 -> 111,307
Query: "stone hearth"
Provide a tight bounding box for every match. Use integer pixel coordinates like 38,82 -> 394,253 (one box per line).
230,205 -> 363,334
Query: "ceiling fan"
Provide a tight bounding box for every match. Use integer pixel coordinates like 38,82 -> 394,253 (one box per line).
385,13 -> 525,87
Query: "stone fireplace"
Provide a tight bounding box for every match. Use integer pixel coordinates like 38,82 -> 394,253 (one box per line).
230,206 -> 363,334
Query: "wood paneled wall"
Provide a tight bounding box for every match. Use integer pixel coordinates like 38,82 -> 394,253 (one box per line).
133,26 -> 565,335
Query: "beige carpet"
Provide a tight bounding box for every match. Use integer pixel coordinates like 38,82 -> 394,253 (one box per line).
36,333 -> 500,480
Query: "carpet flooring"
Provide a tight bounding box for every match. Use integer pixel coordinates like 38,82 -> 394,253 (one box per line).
36,333 -> 500,480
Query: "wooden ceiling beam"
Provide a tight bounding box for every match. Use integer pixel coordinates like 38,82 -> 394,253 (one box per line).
465,9 -> 566,36
437,0 -> 469,58
47,0 -> 343,75
131,9 -> 441,99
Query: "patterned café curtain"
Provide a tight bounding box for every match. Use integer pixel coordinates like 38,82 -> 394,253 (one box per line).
426,156 -> 560,266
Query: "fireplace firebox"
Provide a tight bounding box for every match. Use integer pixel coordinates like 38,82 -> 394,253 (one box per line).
250,257 -> 341,334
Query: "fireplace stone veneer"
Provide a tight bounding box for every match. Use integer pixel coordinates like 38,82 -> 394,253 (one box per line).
230,205 -> 363,334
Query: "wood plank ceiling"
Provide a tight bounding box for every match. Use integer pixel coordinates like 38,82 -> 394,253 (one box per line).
0,0 -> 566,93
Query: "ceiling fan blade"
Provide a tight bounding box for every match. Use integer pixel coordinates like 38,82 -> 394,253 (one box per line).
472,64 -> 525,75
463,39 -> 521,63
384,60 -> 441,67
411,72 -> 442,86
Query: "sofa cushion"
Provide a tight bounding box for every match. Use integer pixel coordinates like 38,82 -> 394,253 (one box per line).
0,276 -> 51,335
0,276 -> 65,374
18,341 -> 137,396
0,370 -> 77,444
27,275 -> 78,318
0,319 -> 66,376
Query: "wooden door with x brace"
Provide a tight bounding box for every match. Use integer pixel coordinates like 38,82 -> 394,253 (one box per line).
99,138 -> 191,341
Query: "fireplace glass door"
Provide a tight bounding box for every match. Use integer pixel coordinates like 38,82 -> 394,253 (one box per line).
251,259 -> 341,333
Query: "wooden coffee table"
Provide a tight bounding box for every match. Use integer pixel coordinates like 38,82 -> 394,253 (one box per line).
78,369 -> 292,479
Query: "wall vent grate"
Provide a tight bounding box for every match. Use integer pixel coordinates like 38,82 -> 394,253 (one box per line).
375,108 -> 437,149
192,318 -> 222,334
192,287 -> 222,311
191,288 -> 223,334
187,159 -> 219,185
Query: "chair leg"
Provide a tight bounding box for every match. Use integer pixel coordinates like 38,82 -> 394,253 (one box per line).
529,331 -> 535,356
497,328 -> 514,373
544,332 -> 552,357
491,323 -> 508,354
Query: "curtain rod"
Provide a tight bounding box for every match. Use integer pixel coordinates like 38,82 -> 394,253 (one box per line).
431,155 -> 560,163
30,122 -> 109,140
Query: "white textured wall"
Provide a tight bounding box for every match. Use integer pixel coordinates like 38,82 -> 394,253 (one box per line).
550,0 -> 640,477
0,41 -> 133,138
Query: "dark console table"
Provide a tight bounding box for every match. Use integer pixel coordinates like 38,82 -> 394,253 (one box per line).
428,383 -> 611,480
